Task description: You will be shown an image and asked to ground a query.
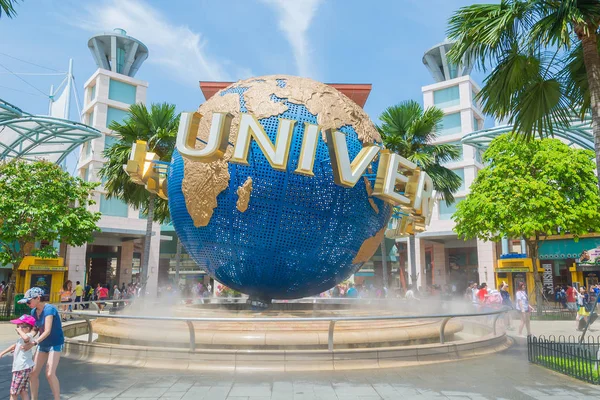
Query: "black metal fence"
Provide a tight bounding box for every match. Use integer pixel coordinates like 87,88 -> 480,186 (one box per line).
528,335 -> 600,384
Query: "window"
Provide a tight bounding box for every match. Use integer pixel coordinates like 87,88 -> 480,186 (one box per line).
439,112 -> 462,136
100,195 -> 129,217
87,110 -> 94,126
439,197 -> 464,220
104,135 -> 119,151
81,167 -> 88,182
472,90 -> 479,108
453,168 -> 465,191
106,107 -> 129,128
84,141 -> 92,158
90,85 -> 96,102
473,116 -> 480,131
139,209 -> 146,219
448,63 -> 458,79
108,79 -> 136,104
433,86 -> 460,108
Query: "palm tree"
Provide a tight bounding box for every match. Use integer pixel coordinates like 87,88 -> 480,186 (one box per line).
0,0 -> 19,18
378,100 -> 462,284
99,103 -> 179,289
446,0 -> 600,188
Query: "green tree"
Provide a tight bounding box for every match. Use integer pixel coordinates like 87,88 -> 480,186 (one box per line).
447,0 -> 600,187
0,160 -> 100,310
379,100 -> 462,283
0,0 -> 20,18
453,134 -> 600,306
99,103 -> 179,289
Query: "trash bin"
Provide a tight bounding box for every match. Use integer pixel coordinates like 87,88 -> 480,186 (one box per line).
14,294 -> 28,316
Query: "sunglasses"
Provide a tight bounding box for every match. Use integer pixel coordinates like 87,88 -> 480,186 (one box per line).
17,324 -> 31,329
26,296 -> 39,305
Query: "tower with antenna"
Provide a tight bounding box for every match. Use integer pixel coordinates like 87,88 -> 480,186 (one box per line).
66,29 -> 159,295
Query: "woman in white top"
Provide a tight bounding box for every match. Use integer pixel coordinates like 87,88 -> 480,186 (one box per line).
516,282 -> 533,336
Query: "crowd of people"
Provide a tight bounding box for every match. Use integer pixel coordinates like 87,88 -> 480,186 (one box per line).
552,284 -> 599,330
57,280 -> 144,316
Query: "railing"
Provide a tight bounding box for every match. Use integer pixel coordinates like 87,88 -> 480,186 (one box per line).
64,307 -> 510,352
528,335 -> 600,384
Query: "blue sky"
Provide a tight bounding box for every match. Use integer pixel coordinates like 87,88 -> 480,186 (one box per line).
0,0 -> 491,123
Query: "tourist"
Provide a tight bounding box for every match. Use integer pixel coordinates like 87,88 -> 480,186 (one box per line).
20,287 -> 65,400
576,286 -> 589,330
405,285 -> 419,302
566,285 -> 577,312
58,281 -> 72,322
0,315 -> 37,400
97,284 -> 109,312
499,282 -> 513,330
516,282 -> 533,336
346,283 -> 358,298
112,285 -> 121,311
477,283 -> 488,303
73,281 -> 84,311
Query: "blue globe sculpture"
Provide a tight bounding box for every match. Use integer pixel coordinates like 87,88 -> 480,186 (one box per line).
168,76 -> 392,301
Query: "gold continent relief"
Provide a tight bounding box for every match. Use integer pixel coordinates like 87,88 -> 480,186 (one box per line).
182,74 -> 387,268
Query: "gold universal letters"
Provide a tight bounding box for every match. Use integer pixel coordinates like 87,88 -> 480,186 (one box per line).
176,112 -> 232,162
230,113 -> 296,171
371,150 -> 417,205
325,129 -> 381,188
123,140 -> 168,199
124,112 -> 437,228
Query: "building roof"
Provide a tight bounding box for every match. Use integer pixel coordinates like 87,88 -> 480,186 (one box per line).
199,81 -> 373,108
0,99 -> 102,164
462,116 -> 594,151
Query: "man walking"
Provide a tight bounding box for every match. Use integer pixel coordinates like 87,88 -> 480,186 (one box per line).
73,281 -> 84,310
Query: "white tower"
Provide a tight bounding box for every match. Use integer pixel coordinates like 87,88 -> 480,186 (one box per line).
400,40 -> 495,291
66,29 -> 160,295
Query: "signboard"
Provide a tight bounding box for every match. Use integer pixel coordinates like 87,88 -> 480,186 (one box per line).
542,263 -> 554,295
577,265 -> 600,272
28,266 -> 67,271
495,268 -> 529,273
30,274 -> 52,294
579,247 -> 600,264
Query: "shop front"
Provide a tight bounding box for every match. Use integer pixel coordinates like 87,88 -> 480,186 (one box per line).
495,255 -> 538,303
539,235 -> 600,290
16,256 -> 67,303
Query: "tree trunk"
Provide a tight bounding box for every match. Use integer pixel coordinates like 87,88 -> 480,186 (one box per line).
175,237 -> 182,288
141,193 -> 156,291
527,237 -> 543,317
408,235 -> 417,286
578,29 -> 600,188
380,238 -> 388,292
4,271 -> 15,317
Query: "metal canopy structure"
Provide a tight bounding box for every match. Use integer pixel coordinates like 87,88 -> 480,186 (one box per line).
0,99 -> 101,164
462,116 -> 594,151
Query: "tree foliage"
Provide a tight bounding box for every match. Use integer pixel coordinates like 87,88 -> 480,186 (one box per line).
379,100 -> 462,205
99,102 -> 179,223
453,135 -> 600,242
0,160 -> 100,267
447,0 -> 600,187
0,0 -> 20,18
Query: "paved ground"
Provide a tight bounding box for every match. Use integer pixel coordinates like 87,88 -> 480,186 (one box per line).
0,320 -> 597,399
0,345 -> 597,400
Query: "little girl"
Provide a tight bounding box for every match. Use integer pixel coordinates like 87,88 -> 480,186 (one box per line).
0,315 -> 37,400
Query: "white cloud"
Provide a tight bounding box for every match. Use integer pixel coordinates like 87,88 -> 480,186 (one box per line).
69,0 -> 235,84
261,0 -> 322,78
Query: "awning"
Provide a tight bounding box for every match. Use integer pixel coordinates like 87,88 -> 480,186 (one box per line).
0,99 -> 101,164
539,237 -> 600,260
462,116 -> 594,151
